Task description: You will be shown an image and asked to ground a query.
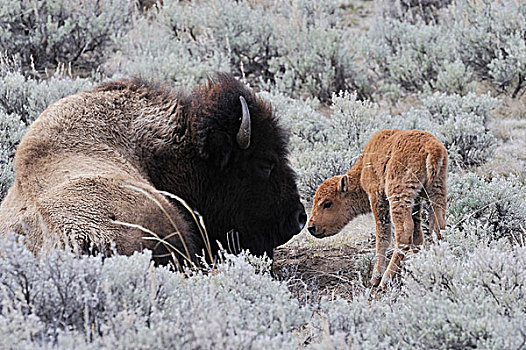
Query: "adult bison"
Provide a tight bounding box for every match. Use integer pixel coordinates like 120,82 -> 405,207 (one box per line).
0,73 -> 306,263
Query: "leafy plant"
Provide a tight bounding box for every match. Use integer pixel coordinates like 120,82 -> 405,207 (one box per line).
0,234 -> 311,349
365,16 -> 472,97
447,172 -> 526,245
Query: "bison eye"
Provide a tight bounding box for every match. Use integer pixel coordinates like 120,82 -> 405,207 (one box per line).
323,201 -> 333,209
259,165 -> 273,179
256,159 -> 275,180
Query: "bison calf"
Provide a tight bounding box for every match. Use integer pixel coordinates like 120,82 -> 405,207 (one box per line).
307,129 -> 447,288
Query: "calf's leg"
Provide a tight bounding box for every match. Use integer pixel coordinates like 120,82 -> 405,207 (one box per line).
427,176 -> 447,241
412,196 -> 424,248
380,196 -> 414,288
369,192 -> 392,287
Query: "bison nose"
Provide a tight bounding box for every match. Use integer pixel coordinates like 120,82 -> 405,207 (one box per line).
307,225 -> 317,235
297,209 -> 307,230
281,203 -> 307,239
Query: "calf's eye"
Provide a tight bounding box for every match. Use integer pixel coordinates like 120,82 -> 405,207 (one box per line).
323,201 -> 333,209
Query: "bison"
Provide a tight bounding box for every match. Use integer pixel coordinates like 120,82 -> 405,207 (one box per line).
0,73 -> 306,264
307,129 -> 447,288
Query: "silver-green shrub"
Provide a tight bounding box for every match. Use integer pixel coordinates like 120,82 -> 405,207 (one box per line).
160,0 -> 279,82
451,0 -> 526,97
310,242 -> 526,348
399,92 -> 498,168
0,233 -> 311,349
0,59 -> 93,200
373,0 -> 526,98
447,172 -> 526,245
0,0 -> 137,71
267,1 -> 362,101
381,0 -> 453,24
104,17 -> 229,87
2,232 -> 526,349
365,16 -> 472,97
0,111 -> 26,199
399,242 -> 526,348
108,0 -> 367,101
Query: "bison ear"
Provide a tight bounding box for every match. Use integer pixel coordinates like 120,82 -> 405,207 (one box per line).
339,175 -> 349,194
208,131 -> 233,171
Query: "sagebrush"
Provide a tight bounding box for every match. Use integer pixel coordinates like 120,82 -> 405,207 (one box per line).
0,0 -> 525,348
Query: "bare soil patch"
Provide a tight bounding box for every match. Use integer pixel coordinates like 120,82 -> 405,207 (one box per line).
272,214 -> 377,301
272,211 -> 442,301
272,243 -> 375,301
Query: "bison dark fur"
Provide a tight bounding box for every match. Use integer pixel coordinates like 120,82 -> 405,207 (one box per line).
0,73 -> 306,263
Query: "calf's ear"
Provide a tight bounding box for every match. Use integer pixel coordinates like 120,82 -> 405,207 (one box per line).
339,175 -> 349,194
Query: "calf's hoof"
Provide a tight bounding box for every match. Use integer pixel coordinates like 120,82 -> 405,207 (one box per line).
379,271 -> 400,290
370,272 -> 382,287
379,278 -> 389,291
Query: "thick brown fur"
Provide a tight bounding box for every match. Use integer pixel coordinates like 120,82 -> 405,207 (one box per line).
0,74 -> 306,263
308,129 -> 447,288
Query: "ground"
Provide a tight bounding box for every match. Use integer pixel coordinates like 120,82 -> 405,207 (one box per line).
273,214 -> 377,300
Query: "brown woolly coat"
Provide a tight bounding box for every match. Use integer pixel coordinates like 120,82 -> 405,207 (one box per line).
308,129 -> 447,288
0,84 -> 198,262
0,75 -> 305,263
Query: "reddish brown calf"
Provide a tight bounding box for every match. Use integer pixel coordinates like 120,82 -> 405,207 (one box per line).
308,129 -> 447,288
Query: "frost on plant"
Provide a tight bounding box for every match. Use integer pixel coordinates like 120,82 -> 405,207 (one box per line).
0,234 -> 311,349
0,0 -> 137,71
451,0 -> 526,97
447,172 -> 526,245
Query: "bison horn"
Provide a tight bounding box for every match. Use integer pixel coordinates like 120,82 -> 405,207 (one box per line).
237,96 -> 251,149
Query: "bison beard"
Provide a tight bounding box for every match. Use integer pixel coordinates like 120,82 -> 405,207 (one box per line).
0,73 -> 306,263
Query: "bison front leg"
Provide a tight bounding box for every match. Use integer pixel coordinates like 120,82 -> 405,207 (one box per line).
369,192 -> 392,287
380,196 -> 414,289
